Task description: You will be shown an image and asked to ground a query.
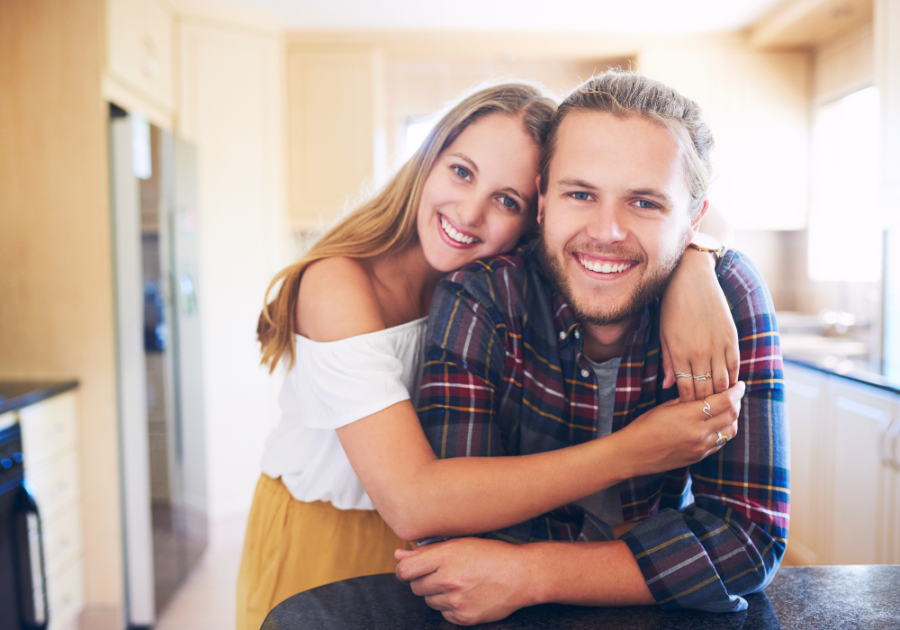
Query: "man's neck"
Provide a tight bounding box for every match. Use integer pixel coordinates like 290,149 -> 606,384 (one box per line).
580,315 -> 639,363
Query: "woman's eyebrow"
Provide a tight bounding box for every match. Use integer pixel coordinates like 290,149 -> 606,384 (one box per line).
447,152 -> 478,174
499,186 -> 527,201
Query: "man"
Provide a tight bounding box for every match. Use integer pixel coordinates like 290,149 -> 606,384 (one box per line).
397,71 -> 788,625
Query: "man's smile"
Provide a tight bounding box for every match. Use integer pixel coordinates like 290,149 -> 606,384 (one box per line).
574,252 -> 637,276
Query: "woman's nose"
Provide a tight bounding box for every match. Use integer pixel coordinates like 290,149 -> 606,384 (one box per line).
455,196 -> 488,228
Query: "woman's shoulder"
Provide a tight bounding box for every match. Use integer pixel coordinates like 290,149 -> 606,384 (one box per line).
298,257 -> 387,342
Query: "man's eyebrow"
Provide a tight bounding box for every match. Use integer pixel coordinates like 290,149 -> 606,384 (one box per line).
447,152 -> 478,174
555,178 -> 598,190
629,188 -> 674,204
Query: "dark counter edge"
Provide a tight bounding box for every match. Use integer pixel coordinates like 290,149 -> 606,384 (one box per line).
0,381 -> 79,414
784,356 -> 900,396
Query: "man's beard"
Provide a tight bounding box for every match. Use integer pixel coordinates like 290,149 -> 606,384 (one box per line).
539,227 -> 687,327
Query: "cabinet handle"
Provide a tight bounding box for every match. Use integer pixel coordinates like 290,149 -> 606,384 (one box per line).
879,419 -> 892,465
887,421 -> 900,471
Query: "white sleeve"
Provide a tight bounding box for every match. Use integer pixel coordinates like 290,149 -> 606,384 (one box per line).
285,335 -> 411,430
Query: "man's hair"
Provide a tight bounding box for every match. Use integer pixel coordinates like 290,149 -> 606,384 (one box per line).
539,70 -> 714,217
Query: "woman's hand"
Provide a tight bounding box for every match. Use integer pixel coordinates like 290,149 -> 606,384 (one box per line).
615,382 -> 745,477
660,247 -> 739,402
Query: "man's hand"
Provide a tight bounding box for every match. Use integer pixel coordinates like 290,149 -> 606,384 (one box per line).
395,538 -> 535,626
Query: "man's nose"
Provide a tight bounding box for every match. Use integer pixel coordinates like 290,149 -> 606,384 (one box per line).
586,205 -> 627,243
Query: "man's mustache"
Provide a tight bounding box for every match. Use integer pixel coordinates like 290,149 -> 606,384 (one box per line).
562,243 -> 647,265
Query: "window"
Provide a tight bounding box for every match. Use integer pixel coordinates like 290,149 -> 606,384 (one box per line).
403,119 -> 435,162
808,86 -> 882,282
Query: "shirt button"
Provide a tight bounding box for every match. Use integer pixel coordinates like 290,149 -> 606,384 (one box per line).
559,331 -> 566,340
581,369 -> 590,378
574,330 -> 581,339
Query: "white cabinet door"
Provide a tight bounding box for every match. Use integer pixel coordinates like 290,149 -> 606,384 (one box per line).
783,364 -> 831,564
829,379 -> 896,564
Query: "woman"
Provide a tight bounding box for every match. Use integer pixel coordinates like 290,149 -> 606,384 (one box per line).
237,82 -> 741,630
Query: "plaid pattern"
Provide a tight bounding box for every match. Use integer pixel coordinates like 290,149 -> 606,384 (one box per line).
418,247 -> 789,613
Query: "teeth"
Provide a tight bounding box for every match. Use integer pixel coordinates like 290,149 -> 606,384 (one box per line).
577,256 -> 633,274
440,216 -> 475,244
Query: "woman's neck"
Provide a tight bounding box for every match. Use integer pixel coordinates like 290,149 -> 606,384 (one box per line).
369,244 -> 444,322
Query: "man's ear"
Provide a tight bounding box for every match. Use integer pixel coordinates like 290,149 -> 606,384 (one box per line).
685,198 -> 710,245
536,175 -> 544,225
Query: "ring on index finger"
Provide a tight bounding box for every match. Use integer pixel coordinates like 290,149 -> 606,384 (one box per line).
675,371 -> 693,379
702,400 -> 713,418
693,372 -> 712,381
715,431 -> 728,446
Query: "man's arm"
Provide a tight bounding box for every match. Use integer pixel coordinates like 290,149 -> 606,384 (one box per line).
619,253 -> 789,611
410,253 -> 788,621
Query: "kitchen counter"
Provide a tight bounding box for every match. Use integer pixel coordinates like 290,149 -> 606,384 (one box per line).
262,565 -> 900,630
0,381 -> 79,414
783,354 -> 900,396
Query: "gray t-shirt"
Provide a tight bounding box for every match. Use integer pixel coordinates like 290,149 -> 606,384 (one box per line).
573,356 -> 624,526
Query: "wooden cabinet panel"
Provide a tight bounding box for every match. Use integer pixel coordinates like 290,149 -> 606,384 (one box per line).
829,379 -> 894,564
783,364 -> 830,563
287,48 -> 381,229
107,0 -> 174,113
18,392 -> 77,468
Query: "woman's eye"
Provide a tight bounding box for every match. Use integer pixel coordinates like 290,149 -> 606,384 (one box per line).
499,196 -> 520,211
635,199 -> 658,210
571,192 -> 591,201
453,166 -> 471,180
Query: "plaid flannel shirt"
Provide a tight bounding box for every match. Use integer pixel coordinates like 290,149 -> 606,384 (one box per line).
418,246 -> 789,613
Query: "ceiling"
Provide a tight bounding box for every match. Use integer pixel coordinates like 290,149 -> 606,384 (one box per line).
207,0 -> 790,32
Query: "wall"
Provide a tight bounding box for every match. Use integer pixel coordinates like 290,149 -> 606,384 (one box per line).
0,0 -> 124,614
177,14 -> 287,521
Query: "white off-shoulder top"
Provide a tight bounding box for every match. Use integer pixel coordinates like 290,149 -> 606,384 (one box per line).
261,317 -> 428,511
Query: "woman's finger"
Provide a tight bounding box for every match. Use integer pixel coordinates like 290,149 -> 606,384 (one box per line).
711,354 -> 730,394
423,594 -> 451,612
674,361 -> 697,402
726,344 -> 740,389
691,360 -> 714,400
661,337 -> 676,390
698,381 -> 745,421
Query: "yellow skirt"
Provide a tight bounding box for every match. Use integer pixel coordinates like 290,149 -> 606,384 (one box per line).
235,474 -> 416,630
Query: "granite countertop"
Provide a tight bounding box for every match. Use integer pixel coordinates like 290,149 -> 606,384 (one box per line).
0,381 -> 79,414
783,354 -> 900,396
262,565 -> 900,630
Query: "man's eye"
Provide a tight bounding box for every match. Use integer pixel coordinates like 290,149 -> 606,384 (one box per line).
499,196 -> 520,211
571,192 -> 590,201
454,166 -> 471,180
636,199 -> 658,210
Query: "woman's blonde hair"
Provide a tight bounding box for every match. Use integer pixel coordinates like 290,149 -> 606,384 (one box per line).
258,82 -> 557,372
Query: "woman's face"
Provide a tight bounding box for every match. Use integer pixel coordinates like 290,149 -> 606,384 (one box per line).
416,113 -> 540,273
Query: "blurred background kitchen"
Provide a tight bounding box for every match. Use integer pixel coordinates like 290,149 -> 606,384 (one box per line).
0,0 -> 898,629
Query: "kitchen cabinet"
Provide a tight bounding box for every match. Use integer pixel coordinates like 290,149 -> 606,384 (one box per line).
14,390 -> 84,630
783,363 -> 900,565
286,45 -> 384,230
106,0 -> 176,124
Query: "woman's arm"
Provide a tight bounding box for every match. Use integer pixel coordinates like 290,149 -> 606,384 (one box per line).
301,256 -> 741,542
660,201 -> 740,402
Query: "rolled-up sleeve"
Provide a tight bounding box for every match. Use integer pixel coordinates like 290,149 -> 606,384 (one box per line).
620,255 -> 789,612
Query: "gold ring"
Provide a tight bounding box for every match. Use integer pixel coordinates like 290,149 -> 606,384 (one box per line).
693,372 -> 712,381
702,400 -> 713,418
675,371 -> 693,379
715,431 -> 728,446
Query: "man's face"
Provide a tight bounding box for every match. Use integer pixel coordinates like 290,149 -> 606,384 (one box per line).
538,111 -> 702,327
